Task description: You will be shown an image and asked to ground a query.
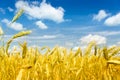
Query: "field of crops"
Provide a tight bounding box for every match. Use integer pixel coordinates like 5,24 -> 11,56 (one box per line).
1,41 -> 120,80
1,9 -> 120,80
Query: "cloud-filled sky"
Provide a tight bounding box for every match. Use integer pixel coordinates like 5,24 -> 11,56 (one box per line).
0,0 -> 120,48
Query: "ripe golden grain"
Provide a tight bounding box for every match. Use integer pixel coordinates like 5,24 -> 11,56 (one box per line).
12,30 -> 32,39
12,9 -> 24,23
0,26 -> 4,35
107,60 -> 120,65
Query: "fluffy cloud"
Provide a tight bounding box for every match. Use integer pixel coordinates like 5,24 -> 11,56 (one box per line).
15,0 -> 65,23
9,35 -> 57,43
31,1 -> 39,5
0,8 -> 5,14
35,21 -> 48,29
93,10 -> 108,21
37,35 -> 56,39
89,31 -> 120,36
1,19 -> 24,31
80,34 -> 107,45
104,13 -> 120,26
7,7 -> 14,12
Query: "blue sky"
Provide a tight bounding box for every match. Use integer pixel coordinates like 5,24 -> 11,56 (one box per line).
0,0 -> 120,48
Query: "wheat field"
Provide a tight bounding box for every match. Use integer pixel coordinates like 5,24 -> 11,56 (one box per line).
0,41 -> 120,80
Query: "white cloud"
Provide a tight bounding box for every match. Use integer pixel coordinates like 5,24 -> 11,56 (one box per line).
72,46 -> 80,51
90,31 -> 120,36
35,21 -> 48,29
0,8 -> 5,14
38,35 -> 56,39
9,34 -> 63,40
65,42 -> 74,47
15,0 -> 65,23
104,13 -> 120,26
116,42 -> 120,50
31,1 -> 39,5
7,7 -> 14,12
1,18 -> 24,31
4,34 -> 57,45
7,35 -> 57,44
80,34 -> 107,45
24,35 -> 57,40
93,10 -> 108,21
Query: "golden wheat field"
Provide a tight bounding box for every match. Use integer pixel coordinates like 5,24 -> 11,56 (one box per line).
1,41 -> 120,80
0,7 -> 120,80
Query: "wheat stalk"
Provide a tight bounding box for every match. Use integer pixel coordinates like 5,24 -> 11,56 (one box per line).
12,9 -> 24,23
12,30 -> 32,39
107,60 -> 120,65
84,41 -> 95,56
6,30 -> 32,56
19,41 -> 27,58
108,47 -> 120,58
103,47 -> 109,60
74,47 -> 82,57
16,65 -> 32,80
0,26 -> 4,35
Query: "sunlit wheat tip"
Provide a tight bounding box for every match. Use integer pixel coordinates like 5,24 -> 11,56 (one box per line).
0,26 -> 4,35
12,30 -> 32,39
12,9 -> 24,23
